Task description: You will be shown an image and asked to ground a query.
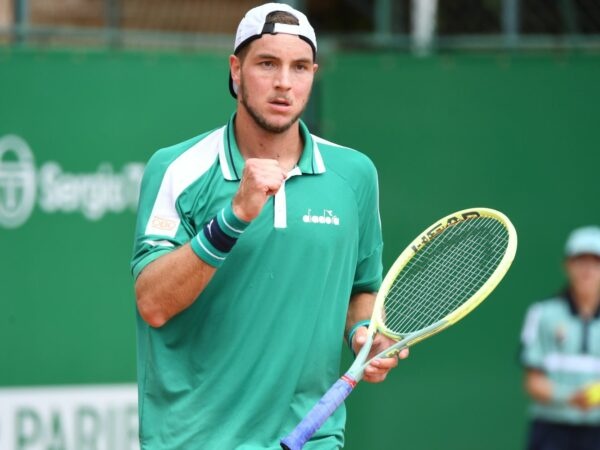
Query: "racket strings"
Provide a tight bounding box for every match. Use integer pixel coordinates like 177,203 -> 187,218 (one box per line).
389,236 -> 484,328
387,230 -> 493,331
390,224 -> 483,313
383,217 -> 508,335
390,220 -> 505,329
388,219 -> 506,331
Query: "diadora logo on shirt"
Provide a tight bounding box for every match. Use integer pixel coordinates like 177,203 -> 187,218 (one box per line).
302,208 -> 340,226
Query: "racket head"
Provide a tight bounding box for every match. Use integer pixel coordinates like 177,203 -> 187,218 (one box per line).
372,207 -> 517,346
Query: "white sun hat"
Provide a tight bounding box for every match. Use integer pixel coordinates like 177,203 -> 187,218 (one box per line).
565,226 -> 600,258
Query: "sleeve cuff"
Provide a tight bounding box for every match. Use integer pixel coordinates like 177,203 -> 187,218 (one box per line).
131,248 -> 173,280
352,277 -> 382,295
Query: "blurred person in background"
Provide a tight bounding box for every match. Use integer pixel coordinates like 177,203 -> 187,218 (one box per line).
130,3 -> 405,449
521,226 -> 600,450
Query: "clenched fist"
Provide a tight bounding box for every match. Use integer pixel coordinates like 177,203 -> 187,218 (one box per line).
232,158 -> 287,222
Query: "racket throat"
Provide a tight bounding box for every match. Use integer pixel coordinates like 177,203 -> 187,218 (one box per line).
349,332 -> 375,380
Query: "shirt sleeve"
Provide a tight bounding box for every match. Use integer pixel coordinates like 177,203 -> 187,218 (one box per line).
352,155 -> 383,294
130,148 -> 195,280
520,303 -> 545,370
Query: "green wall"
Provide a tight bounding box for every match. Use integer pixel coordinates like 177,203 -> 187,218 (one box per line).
1,48 -> 599,450
0,49 -> 234,387
321,52 -> 600,450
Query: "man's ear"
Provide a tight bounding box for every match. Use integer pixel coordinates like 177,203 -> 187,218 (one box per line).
230,55 -> 241,89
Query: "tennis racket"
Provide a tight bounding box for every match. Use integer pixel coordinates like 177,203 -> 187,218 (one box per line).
280,207 -> 517,450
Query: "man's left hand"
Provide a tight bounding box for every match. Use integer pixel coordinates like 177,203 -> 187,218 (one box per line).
351,326 -> 409,383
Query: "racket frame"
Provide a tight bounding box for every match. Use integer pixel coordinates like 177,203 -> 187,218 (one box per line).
352,207 -> 517,375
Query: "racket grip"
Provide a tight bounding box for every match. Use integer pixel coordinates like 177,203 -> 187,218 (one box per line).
280,375 -> 356,450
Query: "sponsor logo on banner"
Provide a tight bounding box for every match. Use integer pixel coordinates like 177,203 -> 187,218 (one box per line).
0,134 -> 145,229
0,384 -> 139,450
0,135 -> 36,228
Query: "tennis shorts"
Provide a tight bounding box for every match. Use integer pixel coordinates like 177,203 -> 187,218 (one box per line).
527,419 -> 600,450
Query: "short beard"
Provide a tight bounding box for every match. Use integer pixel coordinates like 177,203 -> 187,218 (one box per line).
239,82 -> 307,134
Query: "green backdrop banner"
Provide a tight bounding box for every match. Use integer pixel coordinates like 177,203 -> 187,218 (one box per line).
1,48 -> 599,450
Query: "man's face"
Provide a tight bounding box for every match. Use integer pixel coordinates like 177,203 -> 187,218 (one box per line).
231,33 -> 318,133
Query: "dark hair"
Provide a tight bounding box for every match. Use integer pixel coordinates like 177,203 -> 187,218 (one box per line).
265,10 -> 300,26
236,10 -> 313,61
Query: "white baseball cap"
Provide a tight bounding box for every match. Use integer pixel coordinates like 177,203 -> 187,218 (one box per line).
565,226 -> 600,258
229,2 -> 317,98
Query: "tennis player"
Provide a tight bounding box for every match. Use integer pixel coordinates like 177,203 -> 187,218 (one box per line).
130,3 -> 407,449
520,226 -> 600,450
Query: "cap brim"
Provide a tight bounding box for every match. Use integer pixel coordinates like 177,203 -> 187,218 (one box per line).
567,251 -> 600,258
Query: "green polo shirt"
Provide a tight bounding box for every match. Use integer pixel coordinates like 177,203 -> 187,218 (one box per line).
520,294 -> 600,425
131,114 -> 383,449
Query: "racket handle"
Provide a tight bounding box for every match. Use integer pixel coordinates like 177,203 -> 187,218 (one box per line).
280,375 -> 356,450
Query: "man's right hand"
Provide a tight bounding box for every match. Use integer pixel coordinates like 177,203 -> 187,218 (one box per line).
570,382 -> 600,410
232,158 -> 287,222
